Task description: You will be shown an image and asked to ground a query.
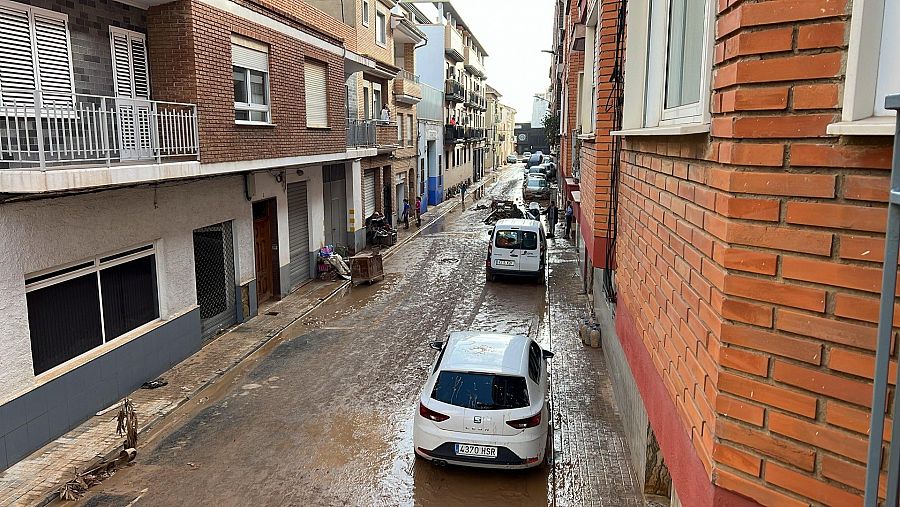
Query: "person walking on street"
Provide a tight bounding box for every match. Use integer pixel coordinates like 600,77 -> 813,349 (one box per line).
401,199 -> 410,229
544,201 -> 559,238
460,182 -> 467,211
415,196 -> 422,227
564,201 -> 574,238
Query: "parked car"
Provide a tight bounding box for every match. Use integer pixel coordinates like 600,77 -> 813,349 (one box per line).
413,331 -> 552,469
525,152 -> 544,170
523,176 -> 549,200
525,165 -> 546,179
527,202 -> 542,220
521,152 -> 532,162
506,154 -> 518,164
485,218 -> 546,282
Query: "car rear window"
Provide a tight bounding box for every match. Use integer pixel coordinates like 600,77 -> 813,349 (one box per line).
431,372 -> 530,410
495,230 -> 538,250
527,179 -> 547,189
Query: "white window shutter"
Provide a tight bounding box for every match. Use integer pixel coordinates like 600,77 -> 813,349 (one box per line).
129,36 -> 149,99
111,31 -> 132,97
0,5 -> 36,106
305,60 -> 328,128
111,29 -> 149,100
231,43 -> 268,71
32,12 -> 73,106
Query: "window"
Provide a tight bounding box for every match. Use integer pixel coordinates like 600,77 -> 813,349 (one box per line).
528,341 -> 542,383
376,11 -> 387,46
25,245 -> 159,375
431,372 -> 529,409
406,115 -> 413,146
110,27 -> 149,100
830,0 -> 899,135
0,2 -> 74,107
304,59 -> 328,128
398,112 -> 404,141
494,230 -> 538,250
362,0 -> 370,26
372,82 -> 382,119
620,0 -> 713,131
232,35 -> 270,124
364,87 -> 371,119
580,25 -> 596,133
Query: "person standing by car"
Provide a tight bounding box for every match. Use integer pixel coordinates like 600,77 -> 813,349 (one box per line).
401,199 -> 411,229
415,196 -> 422,227
564,201 -> 574,238
544,201 -> 559,238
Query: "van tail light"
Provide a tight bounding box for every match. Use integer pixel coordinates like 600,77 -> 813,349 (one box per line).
419,402 -> 450,422
506,412 -> 541,429
487,243 -> 493,263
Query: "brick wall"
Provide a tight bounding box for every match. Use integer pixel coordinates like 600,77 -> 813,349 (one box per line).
147,0 -> 347,165
613,0 -> 896,504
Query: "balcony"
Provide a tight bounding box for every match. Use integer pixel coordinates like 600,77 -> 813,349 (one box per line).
445,25 -> 465,62
445,79 -> 466,103
375,121 -> 399,153
464,47 -> 486,78
467,91 -> 486,110
0,89 -> 198,172
444,124 -> 464,144
393,70 -> 422,105
347,118 -> 376,148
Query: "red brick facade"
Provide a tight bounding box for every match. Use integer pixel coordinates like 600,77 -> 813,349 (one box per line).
558,0 -> 897,504
147,0 -> 347,165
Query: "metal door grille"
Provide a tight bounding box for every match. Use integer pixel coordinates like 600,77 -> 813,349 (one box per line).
866,94 -> 900,506
193,221 -> 236,340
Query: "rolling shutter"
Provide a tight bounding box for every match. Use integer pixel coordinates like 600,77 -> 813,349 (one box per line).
287,182 -> 311,288
231,38 -> 268,71
0,4 -> 73,107
304,60 -> 328,128
363,169 -> 376,218
110,28 -> 149,99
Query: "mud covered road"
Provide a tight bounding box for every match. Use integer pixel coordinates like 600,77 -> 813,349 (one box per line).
74,167 -> 643,507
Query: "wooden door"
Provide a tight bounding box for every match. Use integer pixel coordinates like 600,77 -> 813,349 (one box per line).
254,213 -> 273,302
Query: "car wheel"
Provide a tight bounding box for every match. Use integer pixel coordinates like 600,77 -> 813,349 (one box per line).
537,269 -> 546,285
486,269 -> 495,282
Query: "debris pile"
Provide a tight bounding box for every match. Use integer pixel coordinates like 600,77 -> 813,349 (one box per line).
483,199 -> 526,224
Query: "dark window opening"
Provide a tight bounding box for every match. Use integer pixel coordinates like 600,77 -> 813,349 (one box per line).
100,255 -> 159,339
431,372 -> 529,410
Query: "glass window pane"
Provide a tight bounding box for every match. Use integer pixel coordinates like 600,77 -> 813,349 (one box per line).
233,66 -> 247,103
431,372 -> 529,410
100,255 -> 159,340
235,109 -> 249,121
665,0 -> 704,109
250,70 -> 267,105
27,273 -> 103,375
250,110 -> 268,122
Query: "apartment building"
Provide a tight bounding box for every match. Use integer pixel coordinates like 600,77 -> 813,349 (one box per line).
0,0 -> 386,471
413,1 -> 488,198
552,0 -> 900,504
485,86 -> 516,170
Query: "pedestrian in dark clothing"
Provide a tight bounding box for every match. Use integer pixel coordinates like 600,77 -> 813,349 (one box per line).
415,196 -> 422,227
564,201 -> 574,238
460,182 -> 467,210
401,199 -> 410,229
544,201 -> 559,238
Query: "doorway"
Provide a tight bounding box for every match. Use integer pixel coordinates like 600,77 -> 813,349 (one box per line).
323,164 -> 348,247
382,166 -> 393,226
252,199 -> 280,304
192,221 -> 236,340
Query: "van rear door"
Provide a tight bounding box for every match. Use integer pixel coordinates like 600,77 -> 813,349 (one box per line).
518,229 -> 541,273
491,228 -> 521,271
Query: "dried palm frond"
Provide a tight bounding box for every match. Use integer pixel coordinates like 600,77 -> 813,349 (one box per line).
116,398 -> 138,449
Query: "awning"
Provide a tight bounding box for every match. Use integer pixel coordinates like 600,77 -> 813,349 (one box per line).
571,190 -> 581,203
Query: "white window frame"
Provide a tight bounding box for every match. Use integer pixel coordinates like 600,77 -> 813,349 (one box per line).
362,0 -> 370,26
618,0 -> 714,135
828,0 -> 897,135
24,243 -> 162,373
0,0 -> 75,110
376,9 -> 387,47
109,26 -> 150,100
232,35 -> 272,126
580,17 -> 597,136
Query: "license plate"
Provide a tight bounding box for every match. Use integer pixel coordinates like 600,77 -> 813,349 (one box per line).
495,259 -> 515,266
455,444 -> 498,458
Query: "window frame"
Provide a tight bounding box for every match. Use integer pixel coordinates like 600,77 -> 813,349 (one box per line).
25,243 -> 161,374
232,36 -> 272,126
362,0 -> 370,27
303,58 -> 329,128
619,0 -> 714,133
376,9 -> 387,47
828,0 -> 897,135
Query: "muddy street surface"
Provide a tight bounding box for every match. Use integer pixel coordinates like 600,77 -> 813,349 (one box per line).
73,167 -> 642,507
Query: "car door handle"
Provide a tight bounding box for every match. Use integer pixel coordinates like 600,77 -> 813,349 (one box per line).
510,254 -> 518,257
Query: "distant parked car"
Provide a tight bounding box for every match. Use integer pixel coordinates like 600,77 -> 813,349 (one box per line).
507,154 -> 518,164
522,152 -> 532,162
525,153 -> 544,170
524,176 -> 549,200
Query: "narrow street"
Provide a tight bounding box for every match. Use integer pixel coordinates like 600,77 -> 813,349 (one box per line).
72,167 -> 642,507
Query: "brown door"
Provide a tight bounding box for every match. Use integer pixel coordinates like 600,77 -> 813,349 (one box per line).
253,200 -> 275,303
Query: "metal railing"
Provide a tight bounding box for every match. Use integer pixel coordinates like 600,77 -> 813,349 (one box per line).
397,70 -> 419,83
445,79 -> 466,102
0,89 -> 198,170
347,118 -> 376,148
865,93 -> 900,506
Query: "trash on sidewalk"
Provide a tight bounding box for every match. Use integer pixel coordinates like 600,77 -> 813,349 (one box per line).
349,251 -> 385,285
116,398 -> 138,449
579,320 -> 602,348
365,212 -> 397,247
317,245 -> 351,281
484,199 -> 526,224
140,378 -> 168,389
58,448 -> 137,501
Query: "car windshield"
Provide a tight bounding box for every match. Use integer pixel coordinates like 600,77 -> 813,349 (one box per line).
529,166 -> 543,173
495,230 -> 538,250
431,371 -> 530,410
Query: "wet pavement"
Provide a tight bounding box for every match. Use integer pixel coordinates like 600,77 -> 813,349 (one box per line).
70,167 -> 644,507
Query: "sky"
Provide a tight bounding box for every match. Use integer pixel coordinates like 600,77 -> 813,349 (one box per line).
412,0 -> 556,124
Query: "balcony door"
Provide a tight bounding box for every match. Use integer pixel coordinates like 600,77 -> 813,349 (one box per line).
110,27 -> 152,161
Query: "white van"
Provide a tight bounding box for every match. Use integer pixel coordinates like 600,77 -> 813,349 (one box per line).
486,218 -> 546,283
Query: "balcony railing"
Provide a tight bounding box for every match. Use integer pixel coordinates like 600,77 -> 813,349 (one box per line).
444,124 -> 463,143
0,89 -> 198,170
445,25 -> 464,62
394,70 -> 422,104
347,118 -> 376,148
445,79 -> 466,102
467,92 -> 486,110
375,121 -> 399,150
464,46 -> 486,78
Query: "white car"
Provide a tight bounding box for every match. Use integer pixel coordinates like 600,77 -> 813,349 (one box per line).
413,332 -> 552,469
485,219 -> 546,283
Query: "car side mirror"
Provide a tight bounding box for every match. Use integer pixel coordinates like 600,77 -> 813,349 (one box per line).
542,350 -> 554,359
429,341 -> 445,351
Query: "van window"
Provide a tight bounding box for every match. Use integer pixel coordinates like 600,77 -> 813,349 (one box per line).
495,230 -> 538,250
431,372 -> 530,409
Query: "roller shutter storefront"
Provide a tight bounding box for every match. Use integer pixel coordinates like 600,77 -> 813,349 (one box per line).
287,181 -> 311,288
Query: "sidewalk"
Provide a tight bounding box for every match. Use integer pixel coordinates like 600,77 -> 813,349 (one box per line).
0,176 -> 488,507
